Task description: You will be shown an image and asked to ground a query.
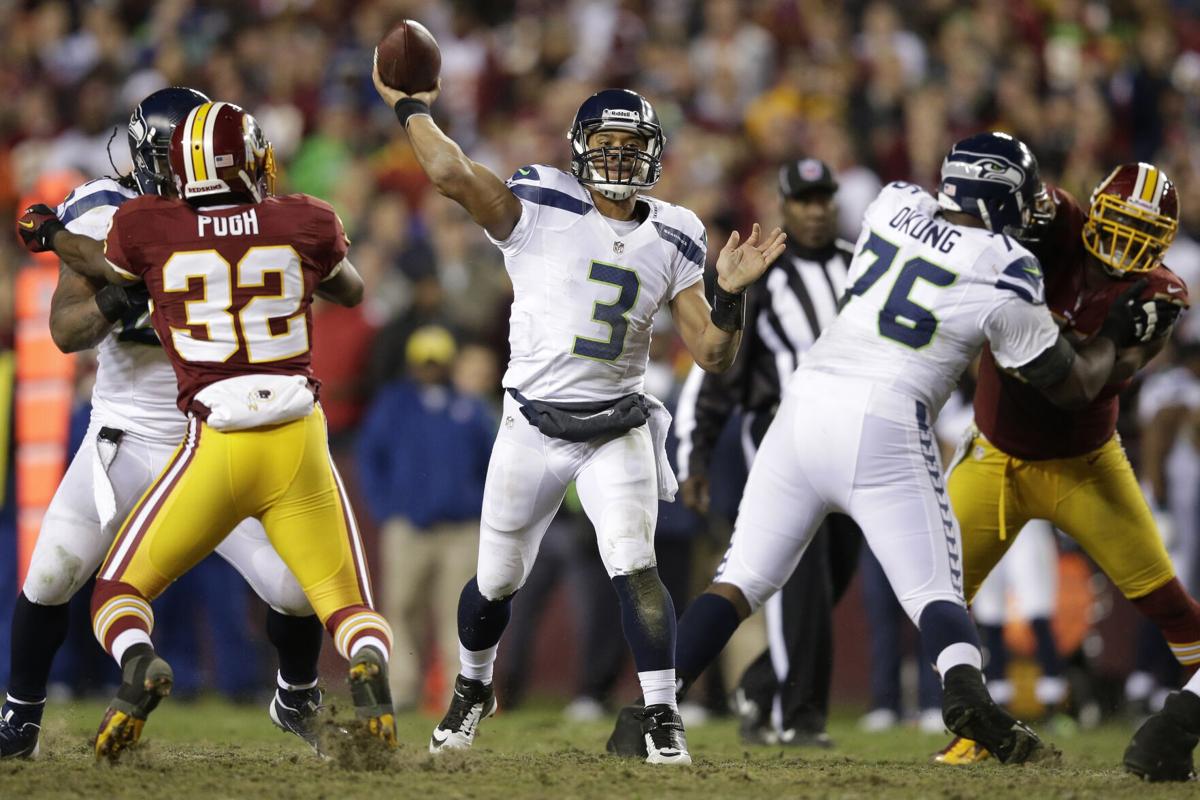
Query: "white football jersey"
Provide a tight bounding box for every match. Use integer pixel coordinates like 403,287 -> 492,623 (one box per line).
799,181 -> 1060,414
488,165 -> 705,403
56,179 -> 184,441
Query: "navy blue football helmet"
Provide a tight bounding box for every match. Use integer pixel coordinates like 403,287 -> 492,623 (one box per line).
938,132 -> 1040,235
568,89 -> 665,201
127,87 -> 211,195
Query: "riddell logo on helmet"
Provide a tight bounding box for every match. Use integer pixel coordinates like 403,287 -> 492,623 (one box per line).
602,109 -> 638,121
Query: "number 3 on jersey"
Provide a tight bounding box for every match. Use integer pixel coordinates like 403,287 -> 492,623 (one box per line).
573,260 -> 640,361
162,246 -> 307,363
847,231 -> 957,349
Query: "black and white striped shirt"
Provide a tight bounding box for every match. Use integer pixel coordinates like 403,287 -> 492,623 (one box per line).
675,238 -> 853,480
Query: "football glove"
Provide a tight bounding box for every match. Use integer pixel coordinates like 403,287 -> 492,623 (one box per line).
15,204 -> 65,253
1098,278 -> 1153,348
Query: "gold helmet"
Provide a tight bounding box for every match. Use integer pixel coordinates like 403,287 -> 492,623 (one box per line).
1082,163 -> 1179,274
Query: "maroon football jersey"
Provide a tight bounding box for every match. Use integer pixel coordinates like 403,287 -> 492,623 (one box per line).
974,187 -> 1189,459
104,193 -> 349,415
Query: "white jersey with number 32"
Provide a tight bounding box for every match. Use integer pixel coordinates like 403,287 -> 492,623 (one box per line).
487,165 -> 705,404
799,181 -> 1061,415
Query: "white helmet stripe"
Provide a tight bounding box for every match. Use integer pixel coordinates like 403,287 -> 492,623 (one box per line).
202,101 -> 226,180
180,105 -> 200,185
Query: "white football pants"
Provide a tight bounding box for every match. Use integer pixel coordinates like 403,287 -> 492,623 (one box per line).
24,418 -> 313,616
716,370 -> 965,623
474,392 -> 660,600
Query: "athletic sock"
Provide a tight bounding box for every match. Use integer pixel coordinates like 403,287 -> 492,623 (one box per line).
457,577 -> 514,685
265,609 -> 323,688
674,592 -> 743,691
918,601 -> 982,677
1029,617 -> 1063,677
7,594 -> 70,706
979,623 -> 1007,683
1132,578 -> 1200,666
638,668 -> 677,710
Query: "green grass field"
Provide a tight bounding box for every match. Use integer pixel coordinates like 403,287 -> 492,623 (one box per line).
0,694 -> 1184,799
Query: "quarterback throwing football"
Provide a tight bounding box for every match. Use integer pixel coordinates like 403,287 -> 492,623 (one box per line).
372,64 -> 785,764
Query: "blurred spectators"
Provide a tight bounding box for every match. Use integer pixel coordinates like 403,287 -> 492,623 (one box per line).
355,325 -> 495,710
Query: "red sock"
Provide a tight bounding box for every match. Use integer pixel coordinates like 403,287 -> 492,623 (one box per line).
1133,578 -> 1200,666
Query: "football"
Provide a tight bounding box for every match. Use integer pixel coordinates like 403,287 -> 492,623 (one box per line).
375,19 -> 441,94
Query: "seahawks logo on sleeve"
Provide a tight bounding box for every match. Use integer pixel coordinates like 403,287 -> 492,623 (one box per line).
996,255 -> 1046,305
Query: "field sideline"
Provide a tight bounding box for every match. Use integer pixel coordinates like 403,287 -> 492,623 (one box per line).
0,695 -> 1182,799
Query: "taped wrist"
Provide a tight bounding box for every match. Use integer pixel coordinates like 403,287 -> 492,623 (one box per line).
95,284 -> 132,323
393,98 -> 431,128
38,219 -> 66,251
711,285 -> 745,332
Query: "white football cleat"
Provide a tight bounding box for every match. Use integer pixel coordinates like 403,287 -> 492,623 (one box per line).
429,675 -> 497,753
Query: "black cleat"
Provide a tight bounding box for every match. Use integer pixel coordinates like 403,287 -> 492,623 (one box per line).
269,686 -> 327,756
1124,690 -> 1200,782
429,675 -> 496,753
0,705 -> 40,759
606,703 -> 648,758
941,665 -> 1048,765
641,704 -> 691,765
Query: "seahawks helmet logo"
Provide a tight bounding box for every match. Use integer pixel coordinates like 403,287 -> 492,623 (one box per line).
943,153 -> 1026,190
128,108 -> 149,145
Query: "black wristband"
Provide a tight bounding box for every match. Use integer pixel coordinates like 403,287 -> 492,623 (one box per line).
711,284 -> 745,333
95,284 -> 132,324
39,218 -> 66,251
393,98 -> 431,128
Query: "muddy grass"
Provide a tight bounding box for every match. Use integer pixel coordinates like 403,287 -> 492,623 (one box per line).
0,697 -> 1179,799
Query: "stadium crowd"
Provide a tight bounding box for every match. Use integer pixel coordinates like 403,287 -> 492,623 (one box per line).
1,0 -> 1199,727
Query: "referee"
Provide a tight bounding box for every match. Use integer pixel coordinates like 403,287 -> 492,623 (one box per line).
674,158 -> 863,746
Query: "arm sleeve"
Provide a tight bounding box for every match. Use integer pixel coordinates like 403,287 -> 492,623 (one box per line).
102,209 -> 143,279
981,296 -> 1062,371
63,205 -> 118,241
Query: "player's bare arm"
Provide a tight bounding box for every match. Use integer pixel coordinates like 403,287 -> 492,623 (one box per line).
1030,278 -> 1151,409
48,263 -> 115,353
371,65 -> 521,241
670,223 -> 786,373
18,203 -> 135,286
316,259 -> 365,307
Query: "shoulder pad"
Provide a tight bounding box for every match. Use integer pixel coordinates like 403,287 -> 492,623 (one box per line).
58,178 -> 139,225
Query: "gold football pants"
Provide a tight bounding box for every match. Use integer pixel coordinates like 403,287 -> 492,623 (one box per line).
92,407 -> 389,661
949,431 -> 1174,603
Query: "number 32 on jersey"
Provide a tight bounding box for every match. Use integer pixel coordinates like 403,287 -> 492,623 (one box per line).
163,246 -> 307,364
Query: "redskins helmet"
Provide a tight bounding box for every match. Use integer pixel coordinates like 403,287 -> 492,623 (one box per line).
168,101 -> 276,203
1082,163 -> 1179,274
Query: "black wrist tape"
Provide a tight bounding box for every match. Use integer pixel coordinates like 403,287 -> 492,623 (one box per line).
393,98 -> 431,128
39,219 -> 66,251
95,284 -> 132,323
711,285 -> 745,333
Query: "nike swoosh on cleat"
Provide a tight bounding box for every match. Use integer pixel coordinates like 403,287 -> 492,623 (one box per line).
17,221 -> 34,229
430,730 -> 449,745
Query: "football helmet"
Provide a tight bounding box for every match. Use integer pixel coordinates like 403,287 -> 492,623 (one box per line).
128,87 -> 211,196
938,132 -> 1040,235
168,101 -> 275,203
568,89 -> 664,201
1082,163 -> 1179,275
